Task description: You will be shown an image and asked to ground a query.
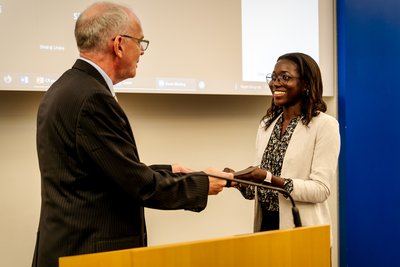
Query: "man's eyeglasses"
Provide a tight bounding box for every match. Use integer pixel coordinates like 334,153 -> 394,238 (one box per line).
119,35 -> 149,51
266,73 -> 300,85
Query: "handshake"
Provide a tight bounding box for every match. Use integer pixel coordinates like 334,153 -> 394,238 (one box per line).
172,164 -> 270,195
206,166 -> 270,195
223,166 -> 269,182
222,166 -> 271,188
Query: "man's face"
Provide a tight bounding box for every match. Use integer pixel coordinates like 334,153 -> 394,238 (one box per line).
115,16 -> 146,82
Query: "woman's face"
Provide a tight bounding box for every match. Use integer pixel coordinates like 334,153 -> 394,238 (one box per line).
269,59 -> 305,109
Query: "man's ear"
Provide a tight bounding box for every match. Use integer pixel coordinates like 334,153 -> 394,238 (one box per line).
113,36 -> 123,58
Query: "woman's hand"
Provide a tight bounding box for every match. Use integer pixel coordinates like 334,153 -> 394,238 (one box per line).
234,166 -> 267,182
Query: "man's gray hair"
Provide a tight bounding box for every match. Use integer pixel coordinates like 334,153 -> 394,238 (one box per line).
75,2 -> 131,52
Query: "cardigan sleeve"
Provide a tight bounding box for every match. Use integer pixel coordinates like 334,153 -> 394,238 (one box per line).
290,114 -> 340,203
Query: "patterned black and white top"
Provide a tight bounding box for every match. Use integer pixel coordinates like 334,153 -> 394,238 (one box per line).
240,114 -> 297,211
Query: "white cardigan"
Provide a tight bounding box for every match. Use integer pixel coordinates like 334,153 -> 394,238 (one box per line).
253,112 -> 340,232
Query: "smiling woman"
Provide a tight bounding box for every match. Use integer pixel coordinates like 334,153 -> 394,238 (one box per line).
0,0 -> 332,96
230,52 -> 340,242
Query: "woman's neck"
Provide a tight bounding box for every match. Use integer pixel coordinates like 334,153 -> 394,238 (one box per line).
282,106 -> 301,122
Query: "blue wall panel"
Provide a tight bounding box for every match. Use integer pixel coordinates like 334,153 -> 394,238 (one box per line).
338,0 -> 400,266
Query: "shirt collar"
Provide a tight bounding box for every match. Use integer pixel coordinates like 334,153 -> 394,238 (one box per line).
79,57 -> 116,97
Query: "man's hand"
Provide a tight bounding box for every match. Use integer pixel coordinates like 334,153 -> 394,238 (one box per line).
171,164 -> 196,174
204,167 -> 233,195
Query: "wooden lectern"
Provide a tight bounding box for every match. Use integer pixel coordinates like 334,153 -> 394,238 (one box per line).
59,225 -> 330,267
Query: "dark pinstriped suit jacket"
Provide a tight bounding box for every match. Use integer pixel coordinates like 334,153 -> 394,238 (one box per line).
32,59 -> 209,267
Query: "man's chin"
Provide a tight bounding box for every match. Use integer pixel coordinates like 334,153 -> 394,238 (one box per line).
130,70 -> 137,78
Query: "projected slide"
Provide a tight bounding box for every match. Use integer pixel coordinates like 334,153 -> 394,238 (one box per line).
241,0 -> 319,82
0,0 -> 319,95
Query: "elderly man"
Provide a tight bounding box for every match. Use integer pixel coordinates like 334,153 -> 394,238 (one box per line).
32,2 -> 231,267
